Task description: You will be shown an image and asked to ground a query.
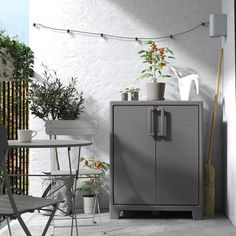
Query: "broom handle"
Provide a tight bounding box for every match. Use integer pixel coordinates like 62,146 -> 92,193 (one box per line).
207,48 -> 223,165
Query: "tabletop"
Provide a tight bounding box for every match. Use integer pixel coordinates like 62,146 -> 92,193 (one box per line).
8,139 -> 92,148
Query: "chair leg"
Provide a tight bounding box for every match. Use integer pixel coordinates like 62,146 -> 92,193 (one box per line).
42,204 -> 57,236
52,215 -> 56,236
92,195 -> 97,223
96,194 -> 103,233
71,191 -> 78,236
16,214 -> 32,236
95,177 -> 105,234
6,217 -> 12,236
74,209 -> 79,236
70,214 -> 74,236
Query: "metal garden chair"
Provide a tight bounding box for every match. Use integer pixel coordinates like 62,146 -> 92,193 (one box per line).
0,124 -> 64,236
44,120 -> 104,235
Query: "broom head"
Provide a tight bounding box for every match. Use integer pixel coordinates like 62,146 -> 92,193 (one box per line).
203,164 -> 215,216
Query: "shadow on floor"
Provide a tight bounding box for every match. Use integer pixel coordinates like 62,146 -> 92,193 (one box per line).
120,211 -> 192,219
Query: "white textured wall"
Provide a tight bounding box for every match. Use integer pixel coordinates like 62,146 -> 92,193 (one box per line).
222,0 -> 236,225
29,0 -> 222,209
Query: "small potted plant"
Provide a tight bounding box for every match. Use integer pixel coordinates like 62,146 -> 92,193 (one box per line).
120,88 -> 129,101
138,40 -> 175,100
129,87 -> 140,101
79,156 -> 109,214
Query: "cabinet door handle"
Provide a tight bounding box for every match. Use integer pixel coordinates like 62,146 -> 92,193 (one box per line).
148,108 -> 155,136
157,106 -> 166,137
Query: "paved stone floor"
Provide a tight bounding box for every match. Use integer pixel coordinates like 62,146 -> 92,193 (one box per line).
1,211 -> 236,236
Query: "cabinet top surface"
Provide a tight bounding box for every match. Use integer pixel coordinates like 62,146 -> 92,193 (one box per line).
110,101 -> 203,106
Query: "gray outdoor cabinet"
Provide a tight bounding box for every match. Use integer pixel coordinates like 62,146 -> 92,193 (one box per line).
110,101 -> 203,220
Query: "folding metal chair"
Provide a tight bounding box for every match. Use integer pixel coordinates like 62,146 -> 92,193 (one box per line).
44,120 -> 104,235
0,124 -> 64,236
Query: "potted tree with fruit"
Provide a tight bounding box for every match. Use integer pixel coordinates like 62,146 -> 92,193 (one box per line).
79,156 -> 109,214
138,40 -> 175,100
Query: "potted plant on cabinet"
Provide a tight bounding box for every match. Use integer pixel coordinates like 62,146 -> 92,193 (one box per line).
138,40 -> 175,100
120,88 -> 129,101
79,156 -> 109,214
129,87 -> 140,101
120,87 -> 140,101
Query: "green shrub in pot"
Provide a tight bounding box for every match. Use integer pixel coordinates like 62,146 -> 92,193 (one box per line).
29,64 -> 84,121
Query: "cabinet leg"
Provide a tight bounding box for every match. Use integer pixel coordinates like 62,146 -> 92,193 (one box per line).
192,208 -> 203,220
110,208 -> 120,219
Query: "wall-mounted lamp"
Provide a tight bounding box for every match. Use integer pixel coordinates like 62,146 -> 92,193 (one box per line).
209,14 -> 227,37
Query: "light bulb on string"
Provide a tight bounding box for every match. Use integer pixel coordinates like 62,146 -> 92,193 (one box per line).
32,22 -> 208,42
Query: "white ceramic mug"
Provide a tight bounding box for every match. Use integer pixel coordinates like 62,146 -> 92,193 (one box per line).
17,129 -> 37,142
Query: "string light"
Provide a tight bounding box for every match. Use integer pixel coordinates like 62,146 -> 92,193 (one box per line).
33,22 -> 208,42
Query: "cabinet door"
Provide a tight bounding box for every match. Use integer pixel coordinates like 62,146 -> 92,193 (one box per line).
155,105 -> 199,205
113,105 -> 155,204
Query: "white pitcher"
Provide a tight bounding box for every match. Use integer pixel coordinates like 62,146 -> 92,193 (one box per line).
170,66 -> 199,101
178,75 -> 199,101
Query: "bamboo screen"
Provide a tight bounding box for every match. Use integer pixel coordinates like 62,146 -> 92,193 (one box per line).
0,80 -> 29,195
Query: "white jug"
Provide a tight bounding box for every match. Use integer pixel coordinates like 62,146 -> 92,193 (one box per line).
170,66 -> 199,101
178,75 -> 199,101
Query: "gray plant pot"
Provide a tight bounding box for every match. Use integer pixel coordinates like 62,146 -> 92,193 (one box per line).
131,92 -> 139,101
121,92 -> 128,101
146,82 -> 165,100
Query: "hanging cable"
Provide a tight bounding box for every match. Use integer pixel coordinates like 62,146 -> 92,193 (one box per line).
33,22 -> 209,42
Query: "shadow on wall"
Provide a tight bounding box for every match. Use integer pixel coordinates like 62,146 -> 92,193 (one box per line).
222,121 -> 227,214
110,0 -> 221,113
109,0 -> 207,30
78,96 -> 110,208
78,0 -> 221,208
110,0 -> 219,63
81,95 -> 110,157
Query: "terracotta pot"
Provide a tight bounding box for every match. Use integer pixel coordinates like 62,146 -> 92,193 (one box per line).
146,82 -> 165,100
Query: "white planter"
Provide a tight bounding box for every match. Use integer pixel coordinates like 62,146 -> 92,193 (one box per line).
83,196 -> 96,214
146,82 -> 165,100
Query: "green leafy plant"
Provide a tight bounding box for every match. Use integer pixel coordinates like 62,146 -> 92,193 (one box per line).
79,156 -> 109,196
120,88 -> 130,94
29,65 -> 84,121
129,87 -> 140,94
120,87 -> 140,94
0,30 -> 34,81
138,40 -> 175,82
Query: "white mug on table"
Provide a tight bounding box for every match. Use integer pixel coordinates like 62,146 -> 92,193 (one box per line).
17,129 -> 37,142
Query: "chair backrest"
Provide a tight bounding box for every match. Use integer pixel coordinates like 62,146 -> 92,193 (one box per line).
0,124 -> 21,219
0,124 -> 9,163
45,120 -> 98,136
